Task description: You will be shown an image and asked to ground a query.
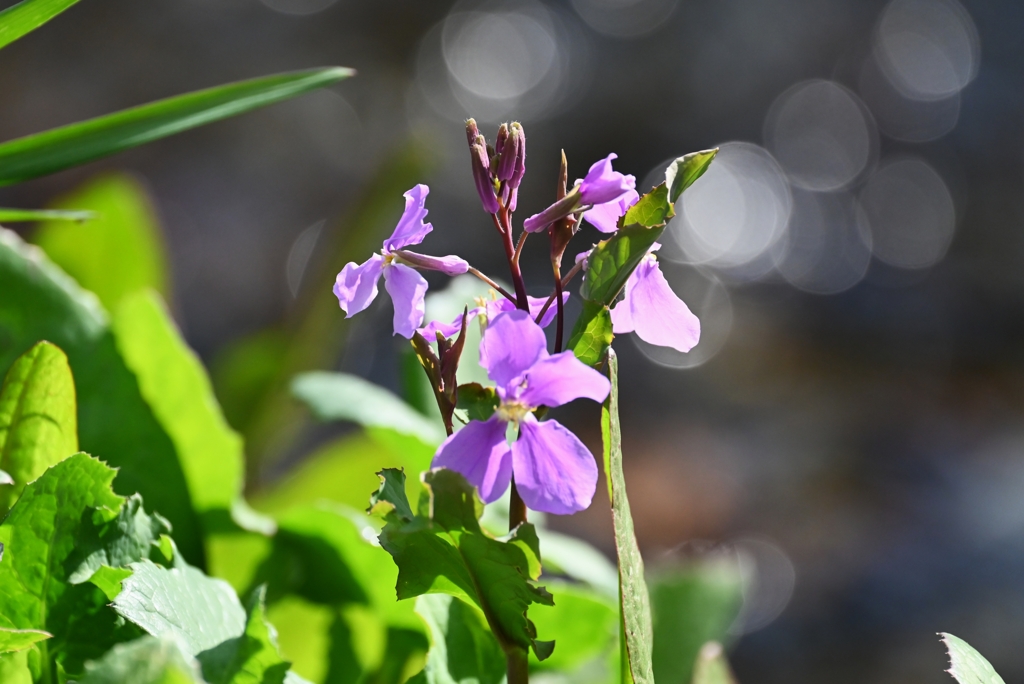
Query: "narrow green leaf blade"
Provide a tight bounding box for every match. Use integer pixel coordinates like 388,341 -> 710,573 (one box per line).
0,208 -> 94,223
690,642 -> 736,684
0,340 -> 78,514
0,628 -> 51,654
0,68 -> 354,186
665,149 -> 718,204
292,372 -> 445,445
79,636 -> 205,684
602,349 -> 654,684
33,174 -> 169,311
941,633 -> 1006,684
0,0 -> 79,51
567,301 -> 613,367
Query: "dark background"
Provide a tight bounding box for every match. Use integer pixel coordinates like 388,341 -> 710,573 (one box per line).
3,0 -> 1024,681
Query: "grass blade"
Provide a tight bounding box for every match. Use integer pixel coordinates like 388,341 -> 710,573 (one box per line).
0,0 -> 79,52
0,208 -> 94,222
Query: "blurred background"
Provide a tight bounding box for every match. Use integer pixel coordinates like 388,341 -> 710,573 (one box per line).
2,0 -> 1023,681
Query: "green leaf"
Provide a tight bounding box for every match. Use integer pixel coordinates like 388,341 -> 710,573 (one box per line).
537,529 -> 619,598
371,468 -> 554,659
0,628 -> 51,655
0,0 -> 79,51
199,586 -> 291,684
650,556 -> 744,684
413,594 -> 505,684
0,208 -> 94,223
292,371 -> 445,445
111,290 -> 247,539
602,349 -> 654,684
78,636 -> 204,684
0,228 -> 206,565
0,68 -> 354,186
567,301 -> 614,367
0,453 -> 150,677
0,340 -> 78,514
689,642 -> 736,684
529,582 -> 617,673
581,223 -> 665,306
622,183 -> 673,228
665,149 -> 718,204
32,173 -> 169,311
941,633 -> 1006,684
88,566 -> 134,602
456,383 -> 498,422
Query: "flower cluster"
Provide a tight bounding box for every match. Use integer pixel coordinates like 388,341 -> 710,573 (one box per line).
333,120 -> 704,514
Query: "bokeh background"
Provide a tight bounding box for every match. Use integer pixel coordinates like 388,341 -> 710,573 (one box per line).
3,0 -> 1023,681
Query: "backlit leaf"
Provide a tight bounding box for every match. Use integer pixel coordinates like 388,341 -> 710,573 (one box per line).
0,0 -> 79,51
941,633 -> 1006,684
665,149 -> 718,204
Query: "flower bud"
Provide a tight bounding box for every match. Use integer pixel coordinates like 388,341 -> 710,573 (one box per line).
496,125 -> 519,182
465,118 -> 480,147
495,123 -> 509,157
470,136 -> 500,214
508,122 -> 527,212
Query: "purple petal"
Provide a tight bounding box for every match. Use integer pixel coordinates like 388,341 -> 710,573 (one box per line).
384,263 -> 428,338
582,189 -> 639,234
395,250 -> 469,276
579,154 -> 636,207
333,254 -> 385,317
611,255 -> 700,352
384,184 -> 432,251
479,310 -> 547,392
512,417 -> 598,515
419,308 -> 482,340
432,416 -> 513,504
519,350 -> 610,409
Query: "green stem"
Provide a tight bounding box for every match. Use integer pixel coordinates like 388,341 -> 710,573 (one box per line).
507,647 -> 530,684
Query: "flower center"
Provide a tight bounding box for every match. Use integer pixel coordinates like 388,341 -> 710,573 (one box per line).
496,401 -> 531,425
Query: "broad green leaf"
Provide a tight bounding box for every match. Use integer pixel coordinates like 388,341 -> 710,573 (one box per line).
0,228 -> 205,565
0,0 -> 79,51
79,636 -> 204,684
581,223 -> 665,306
941,633 -> 1006,684
665,149 -> 718,204
0,628 -> 50,654
113,560 -> 246,656
0,340 -> 77,514
0,208 -> 93,223
199,587 -> 291,684
0,453 -> 153,677
0,68 -> 355,186
567,301 -> 613,367
689,642 -> 736,684
88,566 -> 134,602
292,371 -> 445,445
529,582 -> 617,673
456,383 -> 498,422
602,349 -> 654,684
650,556 -> 744,684
33,174 -> 169,311
370,468 -> 554,659
413,594 -> 505,684
111,290 -> 246,538
67,493 -> 172,585
622,183 -> 673,228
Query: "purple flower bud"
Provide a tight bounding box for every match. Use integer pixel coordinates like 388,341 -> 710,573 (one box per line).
496,125 -> 520,182
470,136 -> 500,214
465,118 -> 480,147
508,122 -> 527,212
522,188 -> 580,233
495,123 -> 509,158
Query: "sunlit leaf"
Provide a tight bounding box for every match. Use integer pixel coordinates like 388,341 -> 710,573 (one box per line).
665,149 -> 718,204
0,68 -> 354,186
0,628 -> 50,655
567,301 -> 613,367
690,642 -> 736,684
529,582 -> 617,673
941,633 -> 1006,684
78,636 -> 204,684
0,208 -> 94,223
0,0 -> 79,52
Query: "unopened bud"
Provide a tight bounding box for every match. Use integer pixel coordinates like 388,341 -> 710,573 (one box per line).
496,126 -> 519,182
495,123 -> 509,157
470,136 -> 500,214
508,122 -> 527,212
465,118 -> 480,147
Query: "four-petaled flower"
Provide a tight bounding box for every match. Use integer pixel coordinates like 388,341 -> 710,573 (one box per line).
523,154 -> 636,233
333,185 -> 468,338
432,310 -> 611,514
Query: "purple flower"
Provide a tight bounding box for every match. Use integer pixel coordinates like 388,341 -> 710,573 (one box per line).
582,188 -> 639,234
418,292 -> 569,340
334,185 -> 469,338
432,310 -> 610,514
610,245 -> 700,353
523,153 -> 635,233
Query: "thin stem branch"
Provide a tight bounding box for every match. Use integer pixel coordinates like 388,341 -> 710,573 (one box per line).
467,266 -> 516,303
509,477 -> 527,530
553,261 -> 564,353
513,230 -> 528,267
497,208 -> 529,311
534,260 -> 585,324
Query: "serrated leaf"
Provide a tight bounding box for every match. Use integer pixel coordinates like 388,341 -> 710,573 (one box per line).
581,223 -> 665,306
0,340 -> 78,514
690,642 -> 736,684
78,635 -> 205,684
0,68 -> 355,186
199,587 -> 291,684
33,173 -> 168,311
665,149 -> 718,204
941,633 -> 1006,684
413,594 -> 505,684
112,560 -> 246,657
622,183 -> 673,228
0,208 -> 94,223
0,228 -> 206,564
602,349 -> 654,684
0,0 -> 79,51
567,301 -> 613,367
0,628 -> 51,654
111,290 -> 246,539
371,468 -> 554,659
456,383 -> 498,422
67,493 -> 172,585
292,372 -> 445,445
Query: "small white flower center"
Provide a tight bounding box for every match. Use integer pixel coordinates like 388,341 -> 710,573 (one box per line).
496,401 -> 531,425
